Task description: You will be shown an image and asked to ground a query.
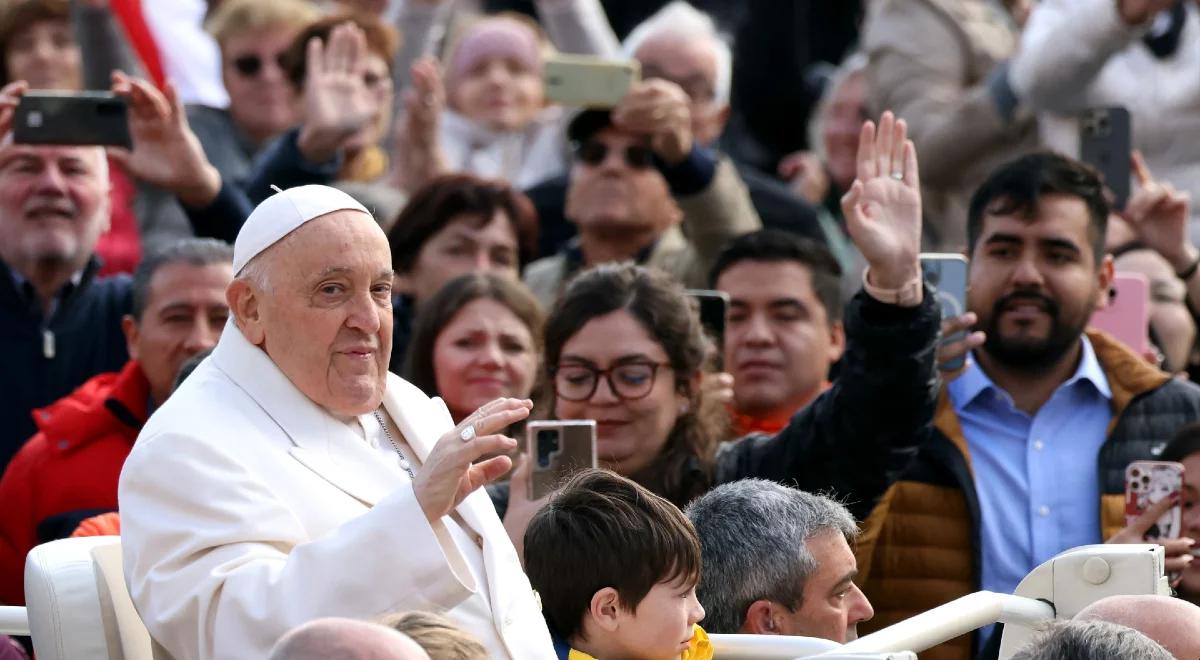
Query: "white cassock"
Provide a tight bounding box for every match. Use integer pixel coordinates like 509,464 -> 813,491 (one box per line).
118,320 -> 555,660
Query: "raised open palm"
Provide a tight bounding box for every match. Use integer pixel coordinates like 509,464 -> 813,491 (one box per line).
299,22 -> 376,162
840,111 -> 922,287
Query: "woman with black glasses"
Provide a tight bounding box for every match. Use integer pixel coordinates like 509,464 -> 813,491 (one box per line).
497,114 -> 942,555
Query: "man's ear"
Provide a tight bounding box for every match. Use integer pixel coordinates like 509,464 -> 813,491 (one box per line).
588,587 -> 623,633
742,600 -> 784,635
827,320 -> 846,364
226,279 -> 265,345
1094,253 -> 1116,311
121,314 -> 139,360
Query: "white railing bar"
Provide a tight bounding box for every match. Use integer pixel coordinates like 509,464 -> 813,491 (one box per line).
0,606 -> 29,636
832,592 -> 1054,655
708,632 -> 841,659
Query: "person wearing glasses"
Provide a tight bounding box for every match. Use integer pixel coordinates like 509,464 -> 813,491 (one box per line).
522,83 -> 761,307
499,114 -> 939,558
189,0 -> 320,194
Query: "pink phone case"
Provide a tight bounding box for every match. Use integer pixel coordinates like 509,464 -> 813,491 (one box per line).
1125,461 -> 1184,540
1089,272 -> 1150,355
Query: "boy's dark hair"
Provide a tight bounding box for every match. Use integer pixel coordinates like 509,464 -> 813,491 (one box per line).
707,230 -> 844,323
131,239 -> 233,321
967,152 -> 1109,266
523,468 -> 702,642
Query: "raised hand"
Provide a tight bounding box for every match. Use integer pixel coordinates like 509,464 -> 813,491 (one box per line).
412,398 -> 530,523
1125,151 -> 1196,274
612,79 -> 694,165
840,111 -> 922,290
109,71 -> 220,208
501,453 -> 552,564
393,56 -> 447,192
297,22 -> 377,164
0,80 -> 28,140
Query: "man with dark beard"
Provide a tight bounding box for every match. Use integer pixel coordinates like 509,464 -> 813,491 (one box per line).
852,152 -> 1200,660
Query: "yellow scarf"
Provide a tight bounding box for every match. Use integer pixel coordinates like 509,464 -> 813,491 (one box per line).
567,626 -> 712,660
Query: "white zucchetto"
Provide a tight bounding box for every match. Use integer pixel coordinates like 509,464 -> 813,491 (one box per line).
231,185 -> 371,273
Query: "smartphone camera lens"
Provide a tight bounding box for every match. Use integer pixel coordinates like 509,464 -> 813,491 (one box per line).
536,429 -> 561,468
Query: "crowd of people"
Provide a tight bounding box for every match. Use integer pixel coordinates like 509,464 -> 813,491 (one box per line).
0,0 -> 1199,659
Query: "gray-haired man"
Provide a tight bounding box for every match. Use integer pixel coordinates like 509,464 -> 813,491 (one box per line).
684,479 -> 874,642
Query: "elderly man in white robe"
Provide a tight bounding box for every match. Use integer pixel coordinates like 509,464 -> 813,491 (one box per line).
118,185 -> 555,660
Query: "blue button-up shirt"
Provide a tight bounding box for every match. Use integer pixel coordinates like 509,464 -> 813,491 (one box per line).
948,337 -> 1112,599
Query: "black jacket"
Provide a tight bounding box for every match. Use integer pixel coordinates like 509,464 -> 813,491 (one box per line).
0,259 -> 131,473
714,288 -> 940,521
491,288 -> 940,521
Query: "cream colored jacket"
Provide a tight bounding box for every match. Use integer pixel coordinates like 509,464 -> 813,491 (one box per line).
118,321 -> 555,660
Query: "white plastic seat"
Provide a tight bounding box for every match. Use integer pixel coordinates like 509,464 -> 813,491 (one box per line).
23,536 -> 152,660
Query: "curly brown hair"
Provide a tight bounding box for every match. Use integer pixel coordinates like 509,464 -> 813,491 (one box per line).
542,263 -> 726,507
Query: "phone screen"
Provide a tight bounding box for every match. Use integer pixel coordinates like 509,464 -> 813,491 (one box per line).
920,254 -> 969,371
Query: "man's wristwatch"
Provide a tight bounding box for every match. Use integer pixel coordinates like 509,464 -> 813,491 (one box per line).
862,267 -> 923,307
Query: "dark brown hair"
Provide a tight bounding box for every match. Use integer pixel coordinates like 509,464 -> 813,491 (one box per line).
0,0 -> 68,86
388,174 -> 539,275
404,272 -> 544,399
543,263 -> 724,507
524,468 -> 702,642
281,12 -> 399,90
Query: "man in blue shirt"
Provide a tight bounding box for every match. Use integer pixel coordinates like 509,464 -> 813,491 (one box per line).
854,152 -> 1200,660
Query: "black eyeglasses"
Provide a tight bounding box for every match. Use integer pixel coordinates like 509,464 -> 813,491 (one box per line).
552,361 -> 672,402
575,141 -> 656,170
231,53 -> 287,78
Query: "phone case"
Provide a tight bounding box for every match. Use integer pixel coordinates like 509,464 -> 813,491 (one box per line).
1125,460 -> 1184,540
1089,272 -> 1150,355
543,55 -> 640,109
1079,107 -> 1132,209
527,420 -> 597,499
685,289 -> 729,347
920,254 -> 969,370
12,92 -> 132,149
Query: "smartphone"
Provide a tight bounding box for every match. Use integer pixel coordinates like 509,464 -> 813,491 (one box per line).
1079,106 -> 1132,209
685,289 -> 729,348
1089,272 -> 1151,356
544,54 -> 640,108
1125,460 -> 1184,541
526,420 -> 597,499
12,91 -> 132,149
920,253 -> 969,371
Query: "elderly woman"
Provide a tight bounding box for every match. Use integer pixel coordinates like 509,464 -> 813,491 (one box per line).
190,0 -> 320,189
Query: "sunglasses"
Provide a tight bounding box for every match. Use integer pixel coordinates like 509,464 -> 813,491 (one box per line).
576,140 -> 656,169
231,53 -> 287,78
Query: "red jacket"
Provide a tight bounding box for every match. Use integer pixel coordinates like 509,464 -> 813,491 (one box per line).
0,361 -> 148,606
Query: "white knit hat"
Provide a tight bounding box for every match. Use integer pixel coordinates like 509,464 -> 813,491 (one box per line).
231,185 -> 371,273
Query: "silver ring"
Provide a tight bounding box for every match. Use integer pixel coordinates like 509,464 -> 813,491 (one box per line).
459,424 -> 476,443
890,171 -> 904,181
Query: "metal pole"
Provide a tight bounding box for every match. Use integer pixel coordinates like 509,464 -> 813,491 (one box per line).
833,592 -> 1055,655
0,606 -> 29,636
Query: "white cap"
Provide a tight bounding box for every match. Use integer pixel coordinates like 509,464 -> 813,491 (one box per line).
232,185 -> 371,273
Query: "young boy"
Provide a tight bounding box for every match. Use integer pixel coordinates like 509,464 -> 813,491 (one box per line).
524,468 -> 710,660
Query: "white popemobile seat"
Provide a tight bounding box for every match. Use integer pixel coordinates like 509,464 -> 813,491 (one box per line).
22,536 -> 152,660
2,541 -> 1166,659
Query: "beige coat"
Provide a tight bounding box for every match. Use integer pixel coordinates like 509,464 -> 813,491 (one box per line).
523,156 -> 761,307
861,0 -> 1039,250
118,321 -> 555,660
